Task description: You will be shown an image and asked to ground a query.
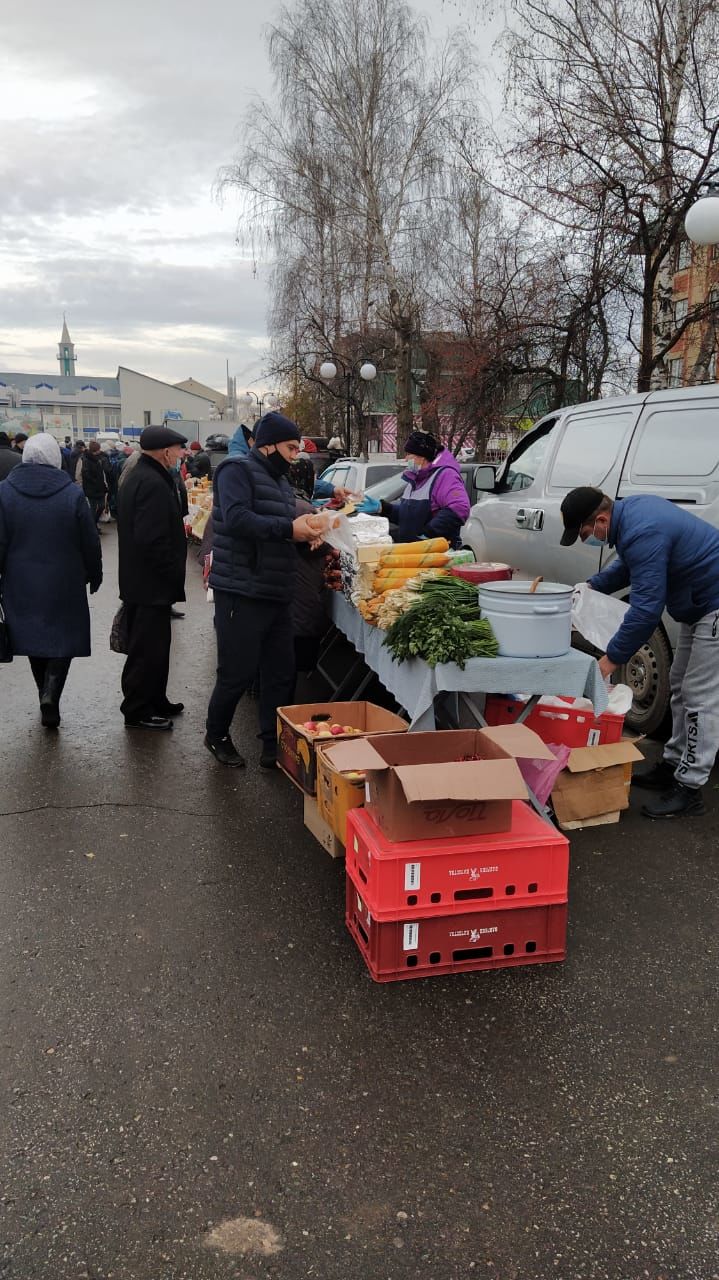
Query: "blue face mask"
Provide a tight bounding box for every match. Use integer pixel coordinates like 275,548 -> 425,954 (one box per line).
584,521 -> 605,547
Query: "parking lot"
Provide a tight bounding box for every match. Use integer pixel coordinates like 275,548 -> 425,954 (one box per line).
1,530 -> 717,1280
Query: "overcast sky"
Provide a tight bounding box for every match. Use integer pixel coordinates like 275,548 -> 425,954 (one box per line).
1,0 -> 501,397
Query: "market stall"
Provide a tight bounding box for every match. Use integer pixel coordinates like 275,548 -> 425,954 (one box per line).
328,590 -> 608,732
276,510 -> 641,985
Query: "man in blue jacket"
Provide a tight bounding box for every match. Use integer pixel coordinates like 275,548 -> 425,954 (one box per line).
205,412 -> 321,768
561,486 -> 719,819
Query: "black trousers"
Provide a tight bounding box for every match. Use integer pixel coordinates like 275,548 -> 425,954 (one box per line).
120,604 -> 172,722
29,657 -> 72,698
206,591 -> 296,744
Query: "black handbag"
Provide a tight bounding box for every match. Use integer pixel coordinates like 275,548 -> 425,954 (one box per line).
109,604 -> 129,655
0,600 -> 12,663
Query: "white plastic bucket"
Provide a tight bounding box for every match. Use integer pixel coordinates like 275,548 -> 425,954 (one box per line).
478,580 -> 573,658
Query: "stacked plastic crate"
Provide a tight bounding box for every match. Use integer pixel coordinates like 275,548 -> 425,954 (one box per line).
337,732 -> 568,977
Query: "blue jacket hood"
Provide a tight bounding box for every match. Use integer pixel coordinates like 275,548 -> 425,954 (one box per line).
4,465 -> 73,498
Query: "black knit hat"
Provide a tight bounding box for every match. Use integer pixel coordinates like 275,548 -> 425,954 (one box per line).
560,487 -> 605,546
254,411 -> 301,448
404,430 -> 439,461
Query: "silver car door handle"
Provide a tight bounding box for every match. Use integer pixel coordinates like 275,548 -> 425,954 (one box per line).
516,508 -> 544,530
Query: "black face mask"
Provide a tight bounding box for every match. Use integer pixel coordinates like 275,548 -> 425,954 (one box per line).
266,449 -> 291,478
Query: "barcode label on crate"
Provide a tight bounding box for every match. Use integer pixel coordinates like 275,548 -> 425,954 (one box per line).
588,727 -> 601,746
404,862 -> 421,891
403,922 -> 419,951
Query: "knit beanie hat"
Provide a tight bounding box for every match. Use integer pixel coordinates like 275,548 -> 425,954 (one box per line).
254,411 -> 301,448
404,430 -> 440,461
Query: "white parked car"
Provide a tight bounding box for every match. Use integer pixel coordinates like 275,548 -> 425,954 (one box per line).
461,384 -> 719,732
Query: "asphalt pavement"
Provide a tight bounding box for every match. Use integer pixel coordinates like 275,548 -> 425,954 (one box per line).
1,527 -> 717,1280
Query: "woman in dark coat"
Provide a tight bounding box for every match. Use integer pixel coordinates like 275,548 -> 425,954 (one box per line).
0,434 -> 102,727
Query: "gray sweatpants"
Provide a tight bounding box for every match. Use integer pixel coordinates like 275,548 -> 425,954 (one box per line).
664,609 -> 719,788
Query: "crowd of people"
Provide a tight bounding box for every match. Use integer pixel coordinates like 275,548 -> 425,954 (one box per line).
0,416 -> 521,764
0,416 -> 342,756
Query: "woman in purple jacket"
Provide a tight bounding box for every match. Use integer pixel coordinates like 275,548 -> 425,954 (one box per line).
381,431 -> 470,547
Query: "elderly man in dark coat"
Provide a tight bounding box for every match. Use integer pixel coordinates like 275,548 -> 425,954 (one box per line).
116,424 -> 188,730
0,433 -> 102,727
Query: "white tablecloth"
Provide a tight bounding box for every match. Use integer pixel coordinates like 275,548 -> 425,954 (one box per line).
330,593 -> 608,731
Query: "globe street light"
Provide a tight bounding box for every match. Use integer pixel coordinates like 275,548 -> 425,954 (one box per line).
685,182 -> 719,246
319,359 -> 377,452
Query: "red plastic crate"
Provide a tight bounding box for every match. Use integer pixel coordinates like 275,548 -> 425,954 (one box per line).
483,695 -> 624,748
346,875 -> 568,983
346,803 -> 568,921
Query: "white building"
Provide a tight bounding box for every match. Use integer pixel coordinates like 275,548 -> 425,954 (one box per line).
118,367 -> 216,431
0,320 -> 221,440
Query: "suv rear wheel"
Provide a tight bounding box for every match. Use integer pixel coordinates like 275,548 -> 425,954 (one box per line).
619,627 -> 671,736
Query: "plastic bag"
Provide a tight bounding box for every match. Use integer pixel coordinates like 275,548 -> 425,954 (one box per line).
606,683 -> 633,715
517,743 -> 571,807
311,511 -> 357,557
571,583 -> 628,651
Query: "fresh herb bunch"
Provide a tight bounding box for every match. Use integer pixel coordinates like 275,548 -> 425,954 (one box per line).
416,575 -> 481,609
383,598 -> 498,668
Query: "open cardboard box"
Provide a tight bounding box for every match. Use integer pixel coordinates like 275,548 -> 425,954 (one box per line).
316,743 -> 366,845
276,701 -> 408,795
324,723 -> 554,842
551,739 -> 645,829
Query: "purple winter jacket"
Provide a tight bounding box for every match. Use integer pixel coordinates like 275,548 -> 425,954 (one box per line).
387,448 -> 470,545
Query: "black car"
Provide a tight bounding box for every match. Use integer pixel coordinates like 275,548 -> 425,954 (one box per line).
205,433 -> 230,451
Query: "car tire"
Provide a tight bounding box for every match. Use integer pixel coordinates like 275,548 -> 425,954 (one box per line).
619,627 -> 672,737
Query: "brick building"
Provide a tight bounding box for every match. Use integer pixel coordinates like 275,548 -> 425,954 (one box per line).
667,239 -> 719,387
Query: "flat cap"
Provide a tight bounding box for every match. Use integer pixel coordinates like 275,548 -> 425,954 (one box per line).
140,425 -> 187,450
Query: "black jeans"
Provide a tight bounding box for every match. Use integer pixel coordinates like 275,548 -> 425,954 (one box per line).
88,497 -> 105,526
120,604 -> 172,722
206,591 -> 296,744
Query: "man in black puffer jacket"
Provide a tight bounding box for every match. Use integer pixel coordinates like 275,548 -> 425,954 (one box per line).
205,412 -> 321,768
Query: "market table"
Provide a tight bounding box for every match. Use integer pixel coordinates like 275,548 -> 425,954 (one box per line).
328,592 -> 608,732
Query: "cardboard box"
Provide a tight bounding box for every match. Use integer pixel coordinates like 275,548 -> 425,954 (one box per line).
316,744 -> 366,845
551,741 -> 644,829
303,794 -> 344,859
277,701 -> 408,795
325,723 -> 554,842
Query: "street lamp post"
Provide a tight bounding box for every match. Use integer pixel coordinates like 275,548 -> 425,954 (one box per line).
685,182 -> 719,246
245,390 -> 264,418
318,359 -> 377,454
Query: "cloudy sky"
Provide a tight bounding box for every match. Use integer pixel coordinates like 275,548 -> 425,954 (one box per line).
1,0 -> 498,397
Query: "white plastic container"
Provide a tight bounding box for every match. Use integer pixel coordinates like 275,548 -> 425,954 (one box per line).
478,580 -> 573,658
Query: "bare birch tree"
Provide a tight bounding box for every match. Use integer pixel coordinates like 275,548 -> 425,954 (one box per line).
500,0 -> 719,390
220,0 -> 473,447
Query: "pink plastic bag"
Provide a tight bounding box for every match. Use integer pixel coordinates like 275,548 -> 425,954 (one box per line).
517,743 -> 571,807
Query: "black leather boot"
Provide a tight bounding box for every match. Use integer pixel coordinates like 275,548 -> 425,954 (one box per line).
39,659 -> 71,728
